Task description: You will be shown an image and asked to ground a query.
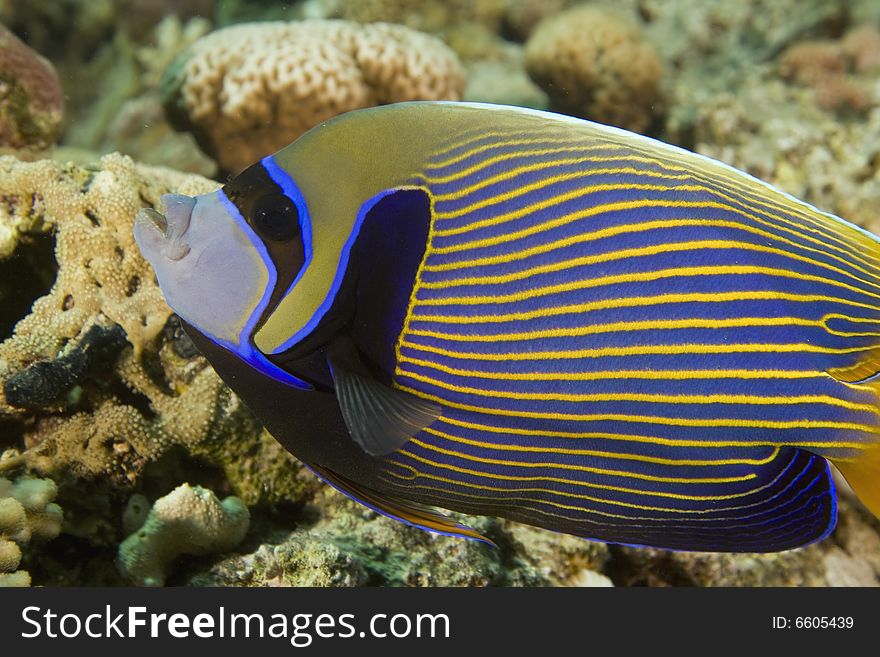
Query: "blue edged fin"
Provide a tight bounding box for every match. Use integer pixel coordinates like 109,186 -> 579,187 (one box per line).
308,463 -> 496,546
326,339 -> 440,456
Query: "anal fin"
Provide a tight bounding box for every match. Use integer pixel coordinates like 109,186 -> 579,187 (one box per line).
308,463 -> 495,546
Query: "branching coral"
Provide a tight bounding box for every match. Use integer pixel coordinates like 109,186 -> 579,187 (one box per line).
0,23 -> 63,150
161,19 -> 465,173
524,5 -> 663,132
117,483 -> 249,586
0,474 -> 62,586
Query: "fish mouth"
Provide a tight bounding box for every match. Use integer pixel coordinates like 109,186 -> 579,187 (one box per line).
134,194 -> 195,261
138,207 -> 168,235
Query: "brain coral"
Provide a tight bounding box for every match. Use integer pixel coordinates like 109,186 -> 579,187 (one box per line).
0,23 -> 63,149
524,6 -> 663,133
161,19 -> 465,173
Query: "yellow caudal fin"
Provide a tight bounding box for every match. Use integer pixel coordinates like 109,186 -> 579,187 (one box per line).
827,358 -> 880,384
832,446 -> 880,518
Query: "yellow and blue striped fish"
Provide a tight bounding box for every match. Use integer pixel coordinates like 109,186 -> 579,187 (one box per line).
134,102 -> 880,552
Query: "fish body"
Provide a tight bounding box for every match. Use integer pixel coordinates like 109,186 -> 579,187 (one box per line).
135,102 -> 880,552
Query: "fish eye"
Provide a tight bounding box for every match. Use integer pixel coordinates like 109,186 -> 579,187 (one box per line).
251,193 -> 300,242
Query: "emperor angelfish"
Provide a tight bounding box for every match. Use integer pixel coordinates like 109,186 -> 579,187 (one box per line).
135,102 -> 880,552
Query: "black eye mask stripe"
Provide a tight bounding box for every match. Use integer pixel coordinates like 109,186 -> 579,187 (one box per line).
222,161 -> 306,324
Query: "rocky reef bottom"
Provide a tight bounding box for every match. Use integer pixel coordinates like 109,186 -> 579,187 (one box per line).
13,472 -> 878,588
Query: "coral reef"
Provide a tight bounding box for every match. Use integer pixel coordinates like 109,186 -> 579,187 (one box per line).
0,23 -> 63,150
189,488 -> 610,587
463,58 -> 547,109
116,0 -> 216,39
445,21 -> 546,109
318,0 -> 507,34
0,0 -> 215,61
160,19 -> 465,173
117,483 -> 248,586
61,15 -> 217,177
0,154 -> 266,491
0,474 -> 62,586
690,63 -> 880,233
0,0 -> 877,590
500,0 -> 576,42
778,26 -> 880,116
0,152 -> 316,584
0,1 -> 116,62
187,482 -> 880,587
524,5 -> 663,133
4,323 -> 129,409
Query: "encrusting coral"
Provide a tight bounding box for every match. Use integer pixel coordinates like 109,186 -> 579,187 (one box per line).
161,19 -> 465,173
0,474 -> 62,587
117,483 -> 249,586
0,23 -> 63,150
524,5 -> 663,133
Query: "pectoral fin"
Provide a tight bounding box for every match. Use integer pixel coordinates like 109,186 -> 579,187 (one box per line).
308,463 -> 495,546
326,338 -> 440,456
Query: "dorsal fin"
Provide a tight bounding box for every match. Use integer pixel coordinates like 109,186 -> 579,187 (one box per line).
308,463 -> 496,546
326,338 -> 440,456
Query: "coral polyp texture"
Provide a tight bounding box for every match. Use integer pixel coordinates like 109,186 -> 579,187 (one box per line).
161,19 -> 466,173
0,474 -> 62,587
0,154 -> 266,488
0,23 -> 63,150
117,483 -> 249,587
524,5 -> 663,133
